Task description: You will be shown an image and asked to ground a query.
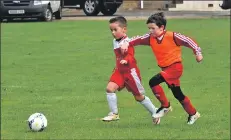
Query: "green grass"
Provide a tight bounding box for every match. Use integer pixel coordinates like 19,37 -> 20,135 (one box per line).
1,18 -> 230,139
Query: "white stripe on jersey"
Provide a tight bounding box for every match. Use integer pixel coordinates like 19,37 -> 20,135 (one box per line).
130,68 -> 145,94
174,33 -> 202,55
113,37 -> 130,49
141,34 -> 150,39
129,33 -> 150,42
174,33 -> 198,49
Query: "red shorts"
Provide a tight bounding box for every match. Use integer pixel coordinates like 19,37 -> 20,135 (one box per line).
109,68 -> 145,96
160,62 -> 183,86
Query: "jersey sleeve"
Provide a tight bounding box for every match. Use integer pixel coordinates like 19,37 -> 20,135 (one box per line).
128,33 -> 151,46
173,32 -> 202,56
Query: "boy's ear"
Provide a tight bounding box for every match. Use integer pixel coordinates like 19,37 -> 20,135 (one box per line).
123,27 -> 127,31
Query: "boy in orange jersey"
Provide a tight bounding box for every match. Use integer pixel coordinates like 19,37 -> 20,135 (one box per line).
120,12 -> 203,125
101,16 -> 160,124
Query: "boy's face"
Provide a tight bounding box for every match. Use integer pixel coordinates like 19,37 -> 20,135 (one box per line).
147,23 -> 164,37
109,22 -> 126,39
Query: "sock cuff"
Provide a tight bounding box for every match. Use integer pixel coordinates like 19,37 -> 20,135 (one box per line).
106,92 -> 116,96
140,96 -> 150,104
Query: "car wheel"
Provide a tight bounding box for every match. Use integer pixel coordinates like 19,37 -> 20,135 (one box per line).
40,5 -> 53,21
83,0 -> 100,16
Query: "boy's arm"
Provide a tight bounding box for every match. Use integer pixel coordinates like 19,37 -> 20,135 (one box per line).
120,34 -> 150,54
173,32 -> 203,62
174,32 -> 202,55
120,46 -> 134,64
129,34 -> 151,46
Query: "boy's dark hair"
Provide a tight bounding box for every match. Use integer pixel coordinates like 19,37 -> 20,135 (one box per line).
146,12 -> 167,29
109,16 -> 127,27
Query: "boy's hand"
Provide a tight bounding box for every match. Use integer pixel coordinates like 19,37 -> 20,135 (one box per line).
120,42 -> 129,54
120,60 -> 128,65
196,55 -> 203,63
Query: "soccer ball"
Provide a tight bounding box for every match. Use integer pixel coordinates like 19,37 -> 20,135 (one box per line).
28,113 -> 47,132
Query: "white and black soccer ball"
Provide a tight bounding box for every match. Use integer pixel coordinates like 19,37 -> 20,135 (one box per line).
28,113 -> 47,132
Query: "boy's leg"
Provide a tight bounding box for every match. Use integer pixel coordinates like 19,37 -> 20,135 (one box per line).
101,70 -> 123,121
149,74 -> 170,108
152,62 -> 183,118
149,73 -> 172,118
170,86 -> 200,125
106,82 -> 119,115
135,95 -> 160,124
161,62 -> 200,124
125,68 -> 160,124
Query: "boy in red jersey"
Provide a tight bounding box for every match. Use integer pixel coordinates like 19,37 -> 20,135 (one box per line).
101,16 -> 160,124
120,13 -> 203,125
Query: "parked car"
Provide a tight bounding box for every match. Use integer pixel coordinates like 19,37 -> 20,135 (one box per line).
0,0 -> 123,22
63,0 -> 123,16
0,0 -> 62,21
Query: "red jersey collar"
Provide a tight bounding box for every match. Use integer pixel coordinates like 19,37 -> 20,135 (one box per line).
156,30 -> 166,40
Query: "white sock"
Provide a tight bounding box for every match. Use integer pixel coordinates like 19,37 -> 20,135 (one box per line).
140,96 -> 157,116
106,92 -> 118,114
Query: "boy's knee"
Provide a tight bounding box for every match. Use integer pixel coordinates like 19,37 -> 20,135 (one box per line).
106,82 -> 119,93
149,73 -> 165,88
106,86 -> 116,93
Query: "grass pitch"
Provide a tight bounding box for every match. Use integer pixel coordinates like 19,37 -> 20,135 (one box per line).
1,18 -> 230,139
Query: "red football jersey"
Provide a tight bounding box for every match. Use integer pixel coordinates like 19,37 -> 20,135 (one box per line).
113,36 -> 137,73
